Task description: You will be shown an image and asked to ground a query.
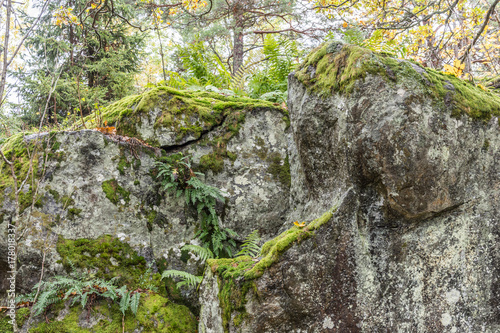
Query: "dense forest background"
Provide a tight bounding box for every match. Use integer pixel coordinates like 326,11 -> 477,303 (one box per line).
1,0 -> 500,138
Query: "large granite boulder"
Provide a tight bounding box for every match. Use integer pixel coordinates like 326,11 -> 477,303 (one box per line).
199,42 -> 500,332
0,88 -> 289,331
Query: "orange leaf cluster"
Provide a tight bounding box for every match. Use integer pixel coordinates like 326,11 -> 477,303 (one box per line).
95,126 -> 117,135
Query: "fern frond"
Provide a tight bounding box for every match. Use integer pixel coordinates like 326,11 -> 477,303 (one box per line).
181,244 -> 214,261
161,270 -> 202,289
130,293 -> 140,316
119,291 -> 131,315
237,230 -> 261,258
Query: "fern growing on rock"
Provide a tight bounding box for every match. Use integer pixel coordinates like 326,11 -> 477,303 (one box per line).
236,230 -> 262,258
161,244 -> 214,290
117,286 -> 140,316
29,269 -> 140,318
155,153 -> 237,257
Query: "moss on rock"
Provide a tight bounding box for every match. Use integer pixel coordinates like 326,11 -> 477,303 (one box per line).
101,179 -> 130,205
0,134 -> 43,214
93,85 -> 286,147
267,152 -> 291,188
295,41 -> 500,121
56,235 -> 165,293
0,307 -> 30,332
67,207 -> 82,220
117,154 -> 132,175
206,209 -> 335,332
27,294 -> 196,333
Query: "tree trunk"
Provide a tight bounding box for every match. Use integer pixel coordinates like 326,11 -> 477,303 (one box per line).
0,0 -> 12,107
232,12 -> 244,76
53,96 -> 58,125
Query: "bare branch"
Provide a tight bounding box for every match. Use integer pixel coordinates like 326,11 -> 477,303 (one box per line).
460,0 -> 500,60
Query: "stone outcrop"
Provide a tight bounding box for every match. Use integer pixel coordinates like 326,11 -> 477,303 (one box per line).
0,88 -> 289,331
3,41 -> 500,332
199,42 -> 500,332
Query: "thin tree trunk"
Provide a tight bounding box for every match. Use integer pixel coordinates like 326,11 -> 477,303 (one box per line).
53,96 -> 58,126
232,13 -> 244,76
0,0 -> 12,105
154,20 -> 167,82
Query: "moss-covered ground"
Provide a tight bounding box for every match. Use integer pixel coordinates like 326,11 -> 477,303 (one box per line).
295,42 -> 500,122
207,209 -> 335,331
7,293 -> 196,333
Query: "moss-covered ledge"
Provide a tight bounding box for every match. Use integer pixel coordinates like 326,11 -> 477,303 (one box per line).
295,41 -> 500,122
3,293 -> 197,333
94,86 -> 288,145
205,208 -> 336,331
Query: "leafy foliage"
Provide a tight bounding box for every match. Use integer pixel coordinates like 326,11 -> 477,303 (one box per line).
249,35 -> 299,102
181,244 -> 215,262
175,41 -> 231,89
155,153 -> 237,257
117,286 -> 141,316
336,28 -> 407,58
315,0 -> 500,76
236,230 -> 262,258
12,0 -> 146,126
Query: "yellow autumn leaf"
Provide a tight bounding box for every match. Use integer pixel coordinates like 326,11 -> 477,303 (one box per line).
443,64 -> 455,75
294,221 -> 306,228
443,59 -> 465,77
453,59 -> 465,70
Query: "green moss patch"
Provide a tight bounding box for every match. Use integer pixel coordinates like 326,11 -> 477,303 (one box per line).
66,208 -> 82,220
117,154 -> 132,175
422,68 -> 500,120
295,42 -> 500,121
56,235 -> 166,293
199,152 -> 224,174
0,132 -> 64,214
28,293 -> 196,333
101,179 -> 130,205
0,307 -> 30,332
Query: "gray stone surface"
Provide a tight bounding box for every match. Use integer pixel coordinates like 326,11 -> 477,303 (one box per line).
0,104 -> 289,306
199,47 -> 500,332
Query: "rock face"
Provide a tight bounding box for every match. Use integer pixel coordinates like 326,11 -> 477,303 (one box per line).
4,42 -> 500,332
0,88 -> 289,331
199,42 -> 500,332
